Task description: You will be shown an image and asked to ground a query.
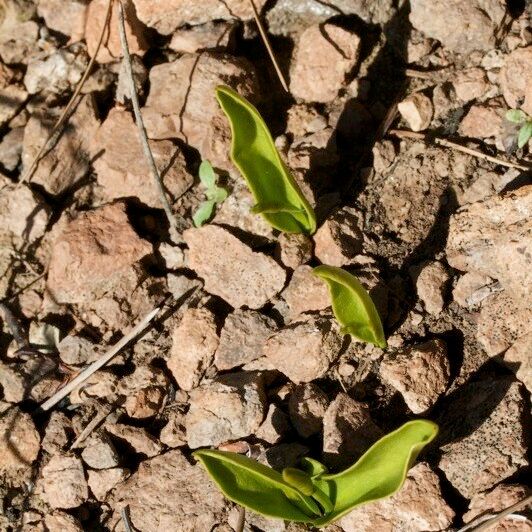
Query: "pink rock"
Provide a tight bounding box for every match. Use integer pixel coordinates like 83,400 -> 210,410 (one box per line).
499,46 -> 532,116
42,455 -> 88,509
397,93 -> 433,132
290,23 -> 361,103
288,383 -> 329,437
37,0 -> 87,42
459,98 -> 505,138
282,265 -> 330,319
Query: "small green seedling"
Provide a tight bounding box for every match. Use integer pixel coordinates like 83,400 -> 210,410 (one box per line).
216,85 -> 317,234
194,419 -> 438,526
192,160 -> 228,227
313,265 -> 387,349
506,109 -> 532,149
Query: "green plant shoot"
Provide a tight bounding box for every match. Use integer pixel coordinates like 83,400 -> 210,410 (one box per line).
194,419 -> 438,527
313,264 -> 387,348
215,85 -> 316,234
505,108 -> 532,149
192,160 -> 228,227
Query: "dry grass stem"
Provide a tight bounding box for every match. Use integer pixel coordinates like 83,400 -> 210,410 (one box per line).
22,0 -> 114,183
117,0 -> 178,232
389,129 -> 532,171
70,402 -> 115,450
248,0 -> 289,93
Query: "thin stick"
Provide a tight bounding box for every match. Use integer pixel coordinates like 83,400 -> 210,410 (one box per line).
70,402 -> 115,450
458,493 -> 532,532
235,506 -> 246,532
117,0 -> 177,231
121,505 -> 134,532
22,0 -> 114,183
248,0 -> 289,93
389,129 -> 531,171
39,305 -> 161,412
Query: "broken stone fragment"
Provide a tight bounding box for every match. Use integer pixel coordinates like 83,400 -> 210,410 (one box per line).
379,339 -> 450,414
214,309 -> 276,371
499,46 -> 532,116
322,393 -> 383,470
290,23 -> 361,103
0,0 -> 39,64
278,232 -> 313,270
288,383 -> 329,438
0,407 -> 40,482
167,307 -> 219,391
42,412 -> 72,456
81,432 -> 120,470
110,449 -> 226,531
282,265 -> 330,319
446,186 -> 532,307
87,467 -> 129,501
159,410 -> 187,448
85,0 -> 148,63
169,21 -> 237,53
452,67 -> 490,103
411,261 -> 450,315
313,207 -> 364,267
438,378 -> 528,498
263,315 -> 343,383
142,52 -> 259,169
105,424 -> 163,457
338,462 -> 455,531
58,336 -> 99,366
397,93 -> 433,132
452,271 -> 498,307
0,126 -> 24,171
409,0 -> 508,53
42,455 -> 89,509
91,107 -> 193,208
256,404 -> 290,444
503,332 -> 532,394
459,98 -> 505,139
37,0 -> 87,42
22,95 -> 100,195
0,84 -> 27,128
186,372 -> 267,448
184,225 -> 286,309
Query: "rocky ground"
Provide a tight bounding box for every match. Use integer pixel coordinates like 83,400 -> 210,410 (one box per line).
0,0 -> 531,531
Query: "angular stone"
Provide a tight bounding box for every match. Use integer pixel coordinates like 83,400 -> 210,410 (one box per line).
338,463 -> 455,531
438,379 -> 528,498
0,84 -> 27,127
159,410 -> 187,448
81,432 -> 120,470
186,372 -> 267,448
42,412 -> 72,455
290,23 -> 361,103
88,467 -> 129,501
92,107 -> 193,207
256,404 -> 290,445
58,336 -> 99,366
499,46 -> 532,116
110,450 -> 226,531
0,126 -> 23,171
169,21 -> 237,53
288,383 -> 329,438
42,455 -> 89,509
476,292 -> 532,357
278,232 -> 313,269
263,315 -> 343,383
22,95 -> 100,195
503,332 -> 532,394
105,424 -> 163,458
463,484 -> 531,530
143,52 -> 259,169
283,265 -> 330,319
214,309 -> 276,370
322,393 -> 383,470
313,207 -> 363,267
85,0 -> 147,63
446,186 -> 532,306
412,261 -> 450,315
453,68 -> 490,103
132,0 -> 266,35
452,271 -> 499,307
398,93 -> 433,132
0,407 -> 40,480
184,225 -> 286,309
167,307 -> 219,391
44,512 -> 84,532
459,99 -> 505,139
0,0 -> 39,64
37,0 -> 88,42
379,340 -> 450,414
410,0 -> 508,53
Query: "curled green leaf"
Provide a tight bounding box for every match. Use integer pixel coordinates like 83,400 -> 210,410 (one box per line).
216,85 -> 316,234
192,200 -> 216,227
193,449 -> 321,522
505,109 -> 527,124
199,160 -> 217,188
518,121 -> 532,149
311,419 -> 439,526
313,264 -> 387,348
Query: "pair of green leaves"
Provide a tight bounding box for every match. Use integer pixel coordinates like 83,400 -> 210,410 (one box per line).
194,419 -> 438,526
216,86 -> 317,234
506,109 -> 532,149
192,160 -> 228,227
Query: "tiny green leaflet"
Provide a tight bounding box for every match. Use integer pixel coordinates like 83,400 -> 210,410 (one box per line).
313,264 -> 387,348
215,85 -> 316,234
194,419 -> 438,527
192,160 -> 228,227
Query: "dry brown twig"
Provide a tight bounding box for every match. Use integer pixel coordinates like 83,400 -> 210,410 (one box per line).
247,0 -> 289,93
389,129 -> 532,172
69,401 -> 116,450
117,0 -> 178,233
21,0 -> 114,184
